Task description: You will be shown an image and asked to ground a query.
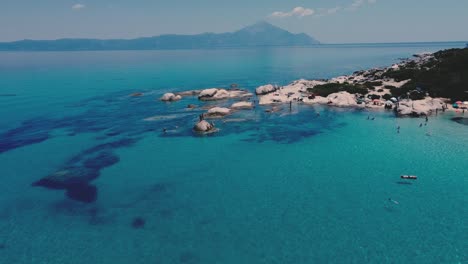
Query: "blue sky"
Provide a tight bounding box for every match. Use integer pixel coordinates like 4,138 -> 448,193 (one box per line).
1,0 -> 467,43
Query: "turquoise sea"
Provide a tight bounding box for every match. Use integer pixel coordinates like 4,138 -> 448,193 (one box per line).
0,43 -> 467,263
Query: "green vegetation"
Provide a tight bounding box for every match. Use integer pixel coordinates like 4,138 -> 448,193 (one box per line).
307,83 -> 368,97
384,48 -> 468,100
382,94 -> 392,101
363,81 -> 383,88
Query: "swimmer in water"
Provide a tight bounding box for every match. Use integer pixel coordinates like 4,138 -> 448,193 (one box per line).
388,198 -> 399,205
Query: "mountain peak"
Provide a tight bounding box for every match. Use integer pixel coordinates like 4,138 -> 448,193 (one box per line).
237,21 -> 285,34
0,21 -> 320,51
234,21 -> 320,45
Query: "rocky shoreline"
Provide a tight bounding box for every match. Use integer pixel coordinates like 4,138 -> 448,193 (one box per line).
158,51 -> 466,133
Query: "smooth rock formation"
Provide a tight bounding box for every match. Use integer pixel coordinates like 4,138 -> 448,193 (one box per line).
396,98 -> 445,116
199,88 -> 222,100
326,92 -> 358,107
160,93 -> 182,102
194,120 -> 215,132
206,107 -> 231,117
258,80 -> 326,105
231,101 -> 253,109
256,84 -> 277,95
198,88 -> 252,101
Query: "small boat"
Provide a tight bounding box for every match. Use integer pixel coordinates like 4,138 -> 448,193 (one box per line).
401,175 -> 417,180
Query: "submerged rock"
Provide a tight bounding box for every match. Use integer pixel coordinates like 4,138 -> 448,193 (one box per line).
83,152 -> 120,170
130,92 -> 143,97
452,117 -> 468,125
160,93 -> 182,102
32,167 -> 100,189
65,183 -> 98,203
131,217 -> 146,229
256,84 -> 277,95
193,120 -> 215,132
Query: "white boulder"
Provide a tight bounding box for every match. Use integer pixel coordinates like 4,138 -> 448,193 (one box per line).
256,84 -> 277,95
194,120 -> 214,132
206,107 -> 231,117
397,98 -> 445,116
160,93 -> 182,102
326,92 -> 357,107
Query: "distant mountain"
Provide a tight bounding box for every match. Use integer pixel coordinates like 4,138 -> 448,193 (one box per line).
0,21 -> 320,51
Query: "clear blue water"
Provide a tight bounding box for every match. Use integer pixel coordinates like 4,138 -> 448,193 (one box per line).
0,43 -> 467,263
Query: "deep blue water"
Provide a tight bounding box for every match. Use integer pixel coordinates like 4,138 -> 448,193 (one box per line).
0,43 -> 467,264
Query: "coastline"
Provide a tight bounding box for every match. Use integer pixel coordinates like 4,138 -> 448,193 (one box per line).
160,49 -> 467,132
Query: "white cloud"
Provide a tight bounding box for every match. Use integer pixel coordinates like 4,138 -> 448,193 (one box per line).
326,7 -> 342,15
348,0 -> 376,11
72,4 -> 85,10
269,0 -> 376,19
270,6 -> 315,18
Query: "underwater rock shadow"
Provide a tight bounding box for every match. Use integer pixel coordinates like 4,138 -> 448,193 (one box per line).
451,117 -> 468,126
32,138 -> 138,203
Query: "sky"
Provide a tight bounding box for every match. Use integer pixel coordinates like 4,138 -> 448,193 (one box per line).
1,0 -> 467,43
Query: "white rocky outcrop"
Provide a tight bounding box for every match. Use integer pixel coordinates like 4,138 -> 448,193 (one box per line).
258,80 -> 326,105
326,92 -> 358,107
160,93 -> 182,102
256,84 -> 277,95
396,98 -> 445,116
198,88 -> 252,101
231,101 -> 253,109
198,88 -> 220,100
193,120 -> 215,132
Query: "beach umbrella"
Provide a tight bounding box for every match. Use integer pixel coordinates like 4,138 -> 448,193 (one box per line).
390,97 -> 398,102
464,101 -> 468,105
456,101 -> 463,104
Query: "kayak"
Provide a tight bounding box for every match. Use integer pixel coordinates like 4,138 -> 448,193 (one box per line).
401,175 -> 417,180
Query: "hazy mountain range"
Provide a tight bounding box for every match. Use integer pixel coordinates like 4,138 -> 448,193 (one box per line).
0,22 -> 320,51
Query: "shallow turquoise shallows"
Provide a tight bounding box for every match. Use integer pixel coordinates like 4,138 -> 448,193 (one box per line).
0,43 -> 467,264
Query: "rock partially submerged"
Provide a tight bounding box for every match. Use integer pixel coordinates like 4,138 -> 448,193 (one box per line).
193,120 -> 215,132
206,107 -> 231,117
176,90 -> 202,96
160,93 -> 182,102
130,92 -> 143,97
198,88 -> 252,101
231,101 -> 253,110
